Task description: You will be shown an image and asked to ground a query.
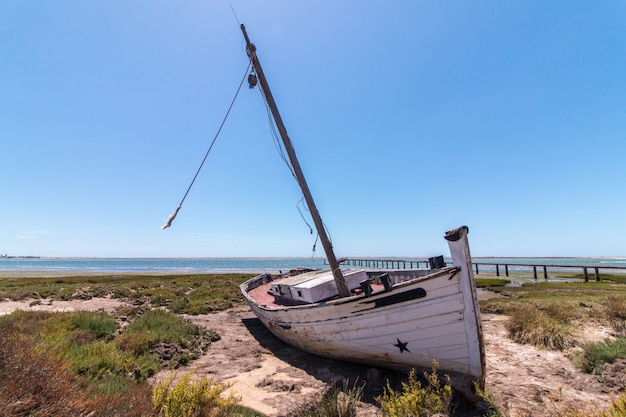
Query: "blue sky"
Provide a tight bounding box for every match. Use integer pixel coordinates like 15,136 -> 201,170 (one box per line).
1,1 -> 625,258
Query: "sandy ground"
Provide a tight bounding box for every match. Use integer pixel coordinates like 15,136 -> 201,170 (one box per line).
1,298 -> 623,416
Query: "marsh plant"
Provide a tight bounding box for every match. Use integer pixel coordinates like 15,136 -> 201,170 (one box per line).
576,337 -> 626,375
0,273 -> 252,315
152,373 -> 239,417
603,295 -> 626,336
505,302 -> 580,350
0,314 -> 153,416
119,309 -> 218,359
377,361 -> 452,417
0,308 -> 217,416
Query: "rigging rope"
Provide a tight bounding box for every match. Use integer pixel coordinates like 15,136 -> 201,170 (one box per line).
255,82 -> 334,252
256,82 -> 322,243
161,61 -> 252,230
257,84 -> 297,180
296,197 -> 313,234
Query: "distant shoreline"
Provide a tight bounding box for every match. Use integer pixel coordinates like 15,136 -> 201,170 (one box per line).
0,270 -> 225,279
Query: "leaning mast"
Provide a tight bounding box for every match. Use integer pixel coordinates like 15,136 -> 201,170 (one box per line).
240,24 -> 350,298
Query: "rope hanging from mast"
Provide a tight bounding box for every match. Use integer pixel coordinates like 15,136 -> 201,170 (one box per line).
161,61 -> 252,230
254,66 -> 335,249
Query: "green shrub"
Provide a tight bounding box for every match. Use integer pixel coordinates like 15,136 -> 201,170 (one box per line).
0,309 -> 53,335
122,309 -> 205,350
168,298 -> 191,314
118,309 -> 215,370
506,303 -> 579,350
119,331 -> 154,355
378,361 -> 452,417
69,338 -> 160,381
171,299 -> 216,315
151,372 -> 239,417
577,337 -> 626,375
150,293 -> 170,307
72,310 -> 118,339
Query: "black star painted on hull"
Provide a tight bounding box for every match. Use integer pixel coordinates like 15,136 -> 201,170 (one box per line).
394,338 -> 410,353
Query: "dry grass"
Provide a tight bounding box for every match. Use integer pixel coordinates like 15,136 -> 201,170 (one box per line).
505,302 -> 580,350
548,393 -> 626,417
604,295 -> 626,336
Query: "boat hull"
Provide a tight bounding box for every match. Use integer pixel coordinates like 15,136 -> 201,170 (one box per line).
239,227 -> 484,399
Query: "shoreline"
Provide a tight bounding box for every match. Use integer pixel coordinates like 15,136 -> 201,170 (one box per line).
0,270 -> 265,279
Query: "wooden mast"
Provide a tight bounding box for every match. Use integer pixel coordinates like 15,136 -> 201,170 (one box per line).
240,24 -> 350,298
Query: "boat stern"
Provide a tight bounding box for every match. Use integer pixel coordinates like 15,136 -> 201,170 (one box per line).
445,226 -> 486,392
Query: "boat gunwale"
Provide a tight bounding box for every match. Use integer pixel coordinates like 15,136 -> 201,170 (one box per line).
240,266 -> 461,312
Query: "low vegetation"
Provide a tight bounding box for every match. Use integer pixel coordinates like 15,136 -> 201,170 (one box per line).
377,361 -> 452,417
604,295 -> 626,336
576,338 -> 626,375
119,309 -> 218,369
478,275 -> 626,415
480,276 -> 626,351
1,273 -> 626,416
0,307 -> 216,416
0,312 -> 154,416
297,379 -> 364,417
505,302 -> 580,350
0,273 -> 253,315
152,373 -> 240,417
479,278 -> 626,326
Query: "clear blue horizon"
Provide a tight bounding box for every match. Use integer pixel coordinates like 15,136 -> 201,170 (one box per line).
1,2 -> 625,258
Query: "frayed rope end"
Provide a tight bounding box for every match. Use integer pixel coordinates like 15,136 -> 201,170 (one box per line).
161,205 -> 181,230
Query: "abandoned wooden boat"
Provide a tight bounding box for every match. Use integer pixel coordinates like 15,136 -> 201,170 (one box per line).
241,226 -> 484,398
236,24 -> 485,398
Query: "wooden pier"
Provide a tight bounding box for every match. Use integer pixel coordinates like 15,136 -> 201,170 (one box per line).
337,258 -> 626,282
336,257 -> 432,270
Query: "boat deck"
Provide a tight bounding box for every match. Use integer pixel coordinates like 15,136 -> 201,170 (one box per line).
247,278 -> 386,308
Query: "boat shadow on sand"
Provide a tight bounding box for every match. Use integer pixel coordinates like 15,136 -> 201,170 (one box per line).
240,316 -> 483,416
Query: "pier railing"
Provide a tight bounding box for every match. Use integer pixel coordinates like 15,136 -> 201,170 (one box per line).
337,258 -> 626,282
472,262 -> 626,282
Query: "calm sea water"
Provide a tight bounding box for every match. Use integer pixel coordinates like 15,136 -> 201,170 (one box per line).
0,257 -> 625,274
0,257 -> 328,274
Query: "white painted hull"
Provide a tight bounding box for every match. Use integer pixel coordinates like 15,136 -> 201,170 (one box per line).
240,227 -> 485,398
